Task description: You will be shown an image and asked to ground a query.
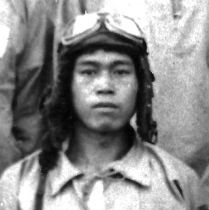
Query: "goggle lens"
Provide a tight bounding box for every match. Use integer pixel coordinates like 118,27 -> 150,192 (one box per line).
62,13 -> 145,46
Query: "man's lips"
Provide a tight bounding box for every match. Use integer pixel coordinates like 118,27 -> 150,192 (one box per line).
92,102 -> 118,109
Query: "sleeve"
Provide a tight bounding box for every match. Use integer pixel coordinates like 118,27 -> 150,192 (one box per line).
11,0 -> 55,156
0,0 -> 22,173
0,0 -> 55,159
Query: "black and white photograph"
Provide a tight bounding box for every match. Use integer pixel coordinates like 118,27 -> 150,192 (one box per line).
0,0 -> 209,209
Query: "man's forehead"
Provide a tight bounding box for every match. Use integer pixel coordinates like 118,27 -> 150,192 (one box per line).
75,49 -> 134,65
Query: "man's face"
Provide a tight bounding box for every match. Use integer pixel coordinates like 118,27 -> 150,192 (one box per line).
71,49 -> 139,133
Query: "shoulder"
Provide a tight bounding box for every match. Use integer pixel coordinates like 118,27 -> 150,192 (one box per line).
144,143 -> 205,208
146,143 -> 197,178
0,150 -> 41,185
0,150 -> 40,209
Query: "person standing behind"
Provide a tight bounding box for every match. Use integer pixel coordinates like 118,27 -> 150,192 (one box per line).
0,0 -> 56,173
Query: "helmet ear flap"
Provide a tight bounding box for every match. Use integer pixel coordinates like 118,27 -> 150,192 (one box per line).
39,85 -> 53,115
136,56 -> 158,144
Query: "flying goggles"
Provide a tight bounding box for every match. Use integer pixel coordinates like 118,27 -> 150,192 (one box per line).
60,12 -> 148,54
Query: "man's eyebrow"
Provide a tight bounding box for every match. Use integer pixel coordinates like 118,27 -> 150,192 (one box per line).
76,60 -> 99,66
111,60 -> 133,65
110,60 -> 134,68
76,60 -> 133,67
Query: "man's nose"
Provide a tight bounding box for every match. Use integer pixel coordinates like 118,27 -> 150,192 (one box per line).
96,72 -> 115,95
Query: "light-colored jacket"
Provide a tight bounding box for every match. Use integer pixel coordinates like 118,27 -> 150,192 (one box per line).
0,140 -> 205,210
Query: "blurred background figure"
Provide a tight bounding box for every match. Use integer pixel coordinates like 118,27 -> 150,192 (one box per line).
0,0 -> 56,173
145,0 -> 209,176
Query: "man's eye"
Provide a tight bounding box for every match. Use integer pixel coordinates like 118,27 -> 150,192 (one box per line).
114,69 -> 130,75
81,69 -> 96,75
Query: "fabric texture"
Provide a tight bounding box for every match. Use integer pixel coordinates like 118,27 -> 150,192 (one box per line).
200,166 -> 209,206
0,0 -> 56,173
0,137 -> 204,210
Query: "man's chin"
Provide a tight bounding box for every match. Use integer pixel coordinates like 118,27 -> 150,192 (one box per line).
92,123 -> 122,134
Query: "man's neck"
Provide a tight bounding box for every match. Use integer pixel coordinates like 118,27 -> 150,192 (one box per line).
67,122 -> 132,173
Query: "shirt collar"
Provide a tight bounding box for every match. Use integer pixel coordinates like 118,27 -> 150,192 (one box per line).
106,138 -> 152,187
49,151 -> 83,196
49,136 -> 152,196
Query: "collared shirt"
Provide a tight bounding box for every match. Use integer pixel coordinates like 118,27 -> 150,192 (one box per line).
0,138 -> 204,210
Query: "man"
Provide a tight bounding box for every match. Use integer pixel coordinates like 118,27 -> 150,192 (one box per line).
55,0 -> 209,178
0,12 -> 206,209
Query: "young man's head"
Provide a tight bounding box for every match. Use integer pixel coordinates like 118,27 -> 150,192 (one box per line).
71,48 -> 138,134
40,13 -> 157,172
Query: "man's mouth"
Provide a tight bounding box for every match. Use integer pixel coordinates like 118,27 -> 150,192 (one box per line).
93,102 -> 118,109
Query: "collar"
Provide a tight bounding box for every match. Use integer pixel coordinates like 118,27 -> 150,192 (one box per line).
48,137 -> 152,196
105,139 -> 152,187
49,151 -> 83,196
